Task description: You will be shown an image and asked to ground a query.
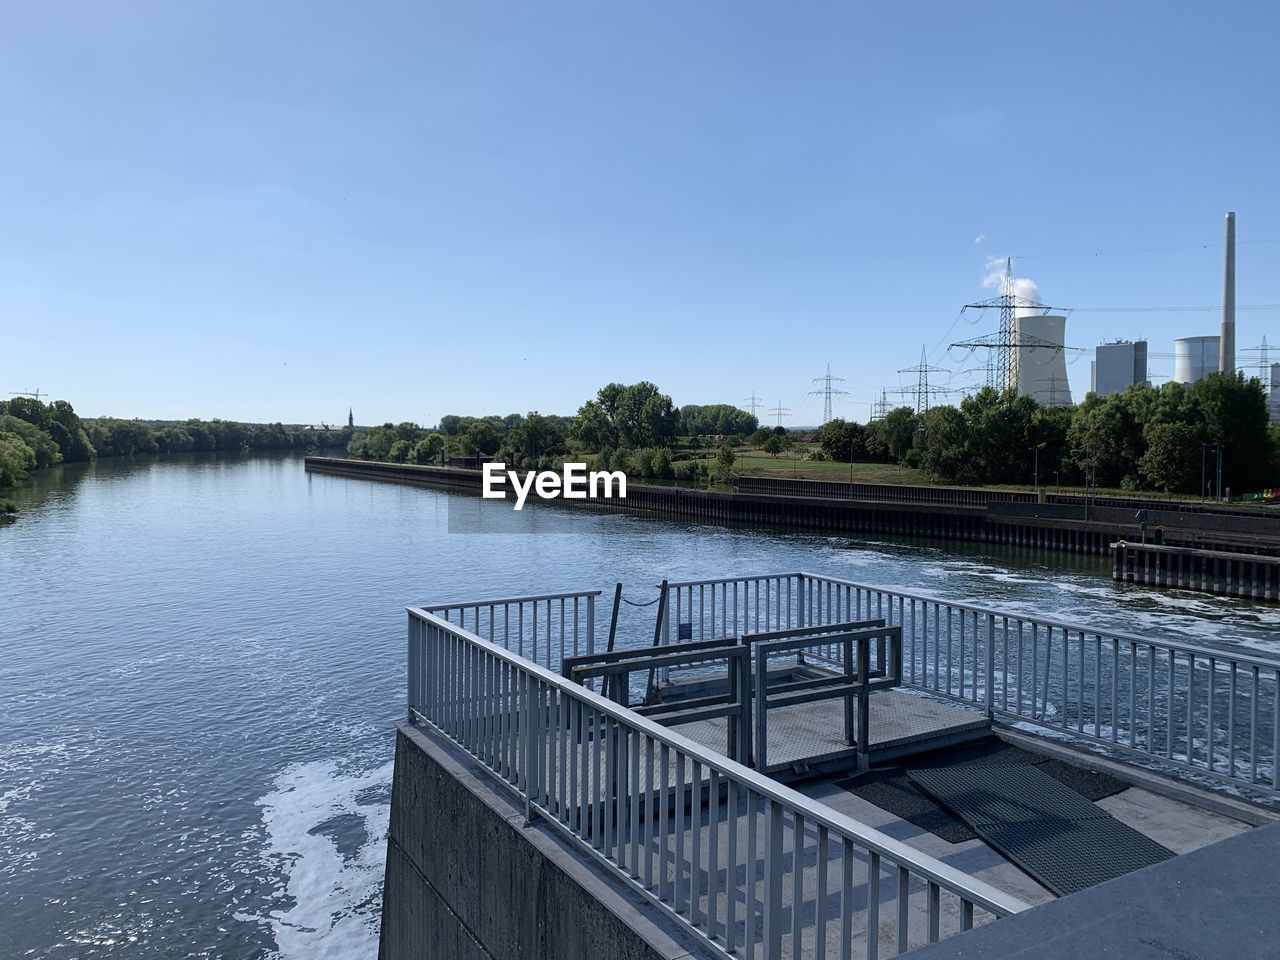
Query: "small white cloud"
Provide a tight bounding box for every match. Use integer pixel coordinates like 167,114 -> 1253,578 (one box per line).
981,255 -> 1006,289
973,234 -> 986,245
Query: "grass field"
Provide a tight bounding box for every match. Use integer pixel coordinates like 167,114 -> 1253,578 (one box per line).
683,445 -> 1223,502
690,453 -> 926,485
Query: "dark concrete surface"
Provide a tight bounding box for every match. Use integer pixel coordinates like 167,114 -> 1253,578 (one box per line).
904,819 -> 1280,959
379,721 -> 712,960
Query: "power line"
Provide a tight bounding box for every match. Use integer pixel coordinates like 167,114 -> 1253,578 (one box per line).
896,346 -> 960,414
1043,373 -> 1072,408
808,364 -> 849,424
743,393 -> 763,420
959,258 -> 1067,391
770,399 -> 791,428
870,389 -> 891,422
1069,303 -> 1280,313
1011,237 -> 1280,261
949,331 -> 1084,390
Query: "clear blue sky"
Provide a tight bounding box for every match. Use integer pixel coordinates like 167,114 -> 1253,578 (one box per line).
3,1 -> 1278,426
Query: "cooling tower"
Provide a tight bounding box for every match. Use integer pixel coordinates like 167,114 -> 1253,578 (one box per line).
1012,314 -> 1073,406
1173,336 -> 1219,384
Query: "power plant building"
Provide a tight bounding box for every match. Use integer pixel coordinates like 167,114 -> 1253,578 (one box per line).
1090,340 -> 1148,396
1012,314 -> 1073,406
1270,363 -> 1280,424
1173,336 -> 1220,384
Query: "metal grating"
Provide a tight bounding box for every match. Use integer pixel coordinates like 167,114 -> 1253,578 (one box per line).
908,764 -> 1173,896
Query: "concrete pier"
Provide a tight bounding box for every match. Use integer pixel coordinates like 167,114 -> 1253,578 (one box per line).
1111,540 -> 1280,601
379,722 -> 715,960
383,573 -> 1280,959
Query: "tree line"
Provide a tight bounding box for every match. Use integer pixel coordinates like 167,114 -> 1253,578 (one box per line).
817,374 -> 1275,495
12,373 -> 1262,503
0,397 -> 349,492
347,383 -> 761,482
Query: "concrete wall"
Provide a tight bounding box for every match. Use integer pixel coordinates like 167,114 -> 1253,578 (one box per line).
379,722 -> 711,960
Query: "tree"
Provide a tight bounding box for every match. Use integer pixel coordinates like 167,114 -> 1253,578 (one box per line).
393,421 -> 424,443
916,406 -> 973,482
714,443 -> 736,481
570,382 -> 680,450
458,419 -> 500,456
817,419 -> 867,462
569,400 -> 616,450
763,435 -> 785,457
649,447 -> 674,479
866,406 -> 920,463
1,396 -> 45,426
388,439 -> 413,462
1067,389 -> 1148,488
500,412 -> 567,469
0,415 -> 62,467
347,425 -> 395,461
1190,373 -> 1272,492
960,389 -> 1038,483
0,432 -> 36,487
46,401 -> 95,462
680,404 -> 758,436
439,415 -> 463,436
411,433 -> 445,465
1139,422 -> 1201,493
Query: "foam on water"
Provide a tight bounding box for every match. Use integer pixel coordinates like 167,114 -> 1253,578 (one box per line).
238,759 -> 393,960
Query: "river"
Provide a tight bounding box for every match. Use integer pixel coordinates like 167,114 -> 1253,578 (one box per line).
2,453 -> 1277,959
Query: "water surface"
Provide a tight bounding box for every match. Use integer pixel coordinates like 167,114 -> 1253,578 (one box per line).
3,454 -> 1277,958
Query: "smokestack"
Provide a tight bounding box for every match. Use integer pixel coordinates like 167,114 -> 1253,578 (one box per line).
1220,211 -> 1236,375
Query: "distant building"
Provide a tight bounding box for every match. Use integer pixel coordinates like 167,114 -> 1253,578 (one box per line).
1012,314 -> 1073,406
1173,336 -> 1219,384
1090,340 -> 1148,396
1270,364 -> 1280,424
348,408 -> 354,429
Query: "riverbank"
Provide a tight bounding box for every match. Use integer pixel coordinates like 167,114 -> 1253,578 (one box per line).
303,457 -> 1280,559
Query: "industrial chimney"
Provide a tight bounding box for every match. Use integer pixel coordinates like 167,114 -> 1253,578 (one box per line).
1220,211 -> 1236,375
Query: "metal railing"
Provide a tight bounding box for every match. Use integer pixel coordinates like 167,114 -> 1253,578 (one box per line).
408,607 -> 1028,959
662,572 -> 1280,797
732,476 -> 1025,507
745,622 -> 901,772
424,589 -> 600,673
730,475 -> 1242,515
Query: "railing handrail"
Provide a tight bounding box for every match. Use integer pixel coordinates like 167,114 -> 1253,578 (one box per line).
425,588 -> 604,610
797,571 -> 1280,673
408,605 -> 1030,919
661,572 -> 806,590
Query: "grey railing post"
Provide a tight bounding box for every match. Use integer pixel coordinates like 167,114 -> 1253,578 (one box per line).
755,644 -> 770,773
795,576 -> 806,665
587,593 -> 596,655
985,613 -> 997,719
763,799 -> 785,959
407,612 -> 420,719
524,674 -> 538,825
857,637 -> 872,770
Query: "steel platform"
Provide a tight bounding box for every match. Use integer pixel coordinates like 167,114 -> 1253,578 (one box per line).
671,688 -> 990,779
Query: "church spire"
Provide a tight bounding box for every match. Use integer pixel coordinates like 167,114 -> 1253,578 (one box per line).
348,407 -> 354,429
